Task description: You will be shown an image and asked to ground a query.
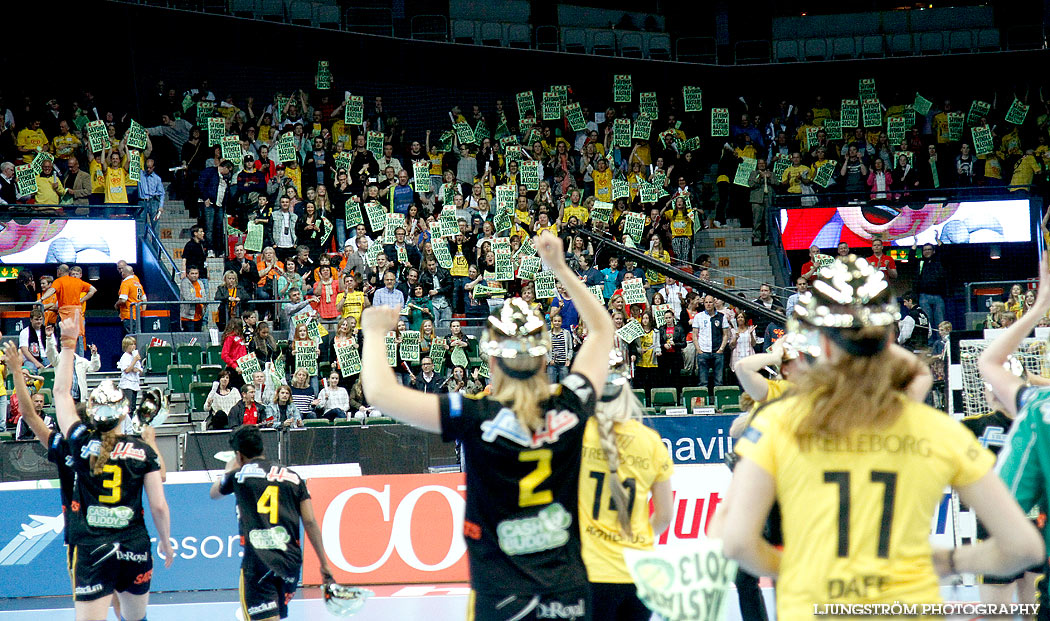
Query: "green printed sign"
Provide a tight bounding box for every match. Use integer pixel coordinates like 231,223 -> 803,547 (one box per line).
346,200 -> 363,228
384,213 -> 405,245
335,342 -> 361,376
632,114 -> 652,141
365,200 -> 387,231
429,337 -> 448,374
277,134 -> 296,163
494,184 -> 515,212
887,116 -> 907,146
474,119 -> 490,141
450,345 -> 468,368
520,161 -> 540,191
682,136 -> 700,151
518,235 -> 537,257
804,126 -> 818,151
862,98 -> 882,128
622,280 -> 646,305
366,131 -> 384,159
438,210 -> 459,238
623,541 -> 737,621
733,158 -> 756,187
587,285 -> 605,303
565,102 -> 586,132
652,304 -> 672,328
221,135 -> 242,161
334,152 -> 352,174
385,335 -> 397,366
439,130 -> 455,152
344,95 -> 364,125
534,271 -> 556,299
840,99 -> 859,128
590,201 -> 612,224
86,121 -> 108,153
639,92 -> 658,120
295,342 -> 318,376
683,86 -> 703,112
128,151 -> 142,183
813,162 -> 836,188
613,74 -> 632,103
711,108 -> 729,137
616,319 -> 644,343
516,91 -> 535,119
542,91 -> 561,121
15,164 -> 36,196
772,158 -> 790,181
858,78 -> 877,98
638,182 -> 659,204
208,117 -> 225,147
518,256 -> 541,281
399,330 -> 420,363
30,151 -> 53,174
245,222 -> 264,253
624,212 -> 645,244
127,120 -> 148,151
412,161 -> 430,193
947,112 -> 965,141
196,101 -> 214,121
493,208 -> 511,234
967,100 -> 991,125
612,178 -> 630,201
1005,98 -> 1029,125
433,241 -> 453,268
913,93 -> 933,117
613,118 -> 632,148
823,119 -> 841,141
971,125 -> 993,155
441,182 -> 457,205
454,122 -> 475,145
495,252 -> 514,281
236,352 -> 262,377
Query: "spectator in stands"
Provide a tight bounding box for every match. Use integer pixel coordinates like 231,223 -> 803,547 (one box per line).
115,264 -> 146,335
215,270 -> 248,333
785,277 -> 808,319
198,159 -> 233,256
750,284 -> 782,352
891,153 -> 919,197
61,156 -> 91,204
659,308 -> 687,393
33,158 -> 71,205
45,340 -> 100,403
118,336 -> 143,417
289,368 -> 317,420
313,371 -> 351,420
836,242 -> 850,259
225,243 -> 258,298
631,311 -> 660,393
204,369 -> 240,423
40,264 -> 95,354
373,271 -> 404,308
268,384 -> 302,428
288,323 -> 320,393
0,162 -> 17,204
228,383 -> 264,427
692,295 -> 729,396
138,158 -> 165,229
220,317 -> 248,388
410,356 -> 444,394
179,266 -> 206,332
19,309 -> 54,371
867,239 -> 897,280
748,159 -> 774,245
866,158 -> 892,201
271,195 -> 298,262
182,225 -> 208,280
295,201 -> 324,260
912,241 -> 947,344
899,291 -> 932,351
100,140 -> 131,205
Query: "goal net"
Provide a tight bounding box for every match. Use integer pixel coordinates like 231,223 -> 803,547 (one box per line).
958,337 -> 1049,417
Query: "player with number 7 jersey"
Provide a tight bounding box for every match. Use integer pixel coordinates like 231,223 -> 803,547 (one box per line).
211,425 -> 335,621
721,255 -> 1043,621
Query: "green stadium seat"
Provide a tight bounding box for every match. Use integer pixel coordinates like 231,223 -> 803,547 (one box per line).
631,388 -> 647,406
650,387 -> 678,408
364,416 -> 395,425
303,418 -> 331,427
167,365 -> 195,394
642,407 -> 659,417
722,405 -> 743,414
334,418 -> 361,426
188,382 -> 211,412
196,365 -> 223,385
146,345 -> 173,375
205,345 -> 224,366
176,344 -> 203,367
0,432 -> 13,442
714,386 -> 742,410
682,387 -> 709,412
39,368 -> 55,388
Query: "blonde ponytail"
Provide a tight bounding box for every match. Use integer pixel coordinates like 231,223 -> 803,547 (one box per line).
91,428 -> 121,476
489,356 -> 549,431
595,387 -> 643,536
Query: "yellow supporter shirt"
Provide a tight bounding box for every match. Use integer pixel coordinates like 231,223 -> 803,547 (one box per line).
34,174 -> 64,204
258,124 -> 272,142
121,151 -> 146,187
812,107 -> 832,126
1010,154 -> 1042,190
632,143 -> 651,167
578,418 -> 673,583
782,164 -> 811,194
337,290 -> 365,322
286,166 -> 302,196
593,168 -> 612,202
646,250 -> 669,285
665,209 -> 693,238
104,167 -> 129,204
734,395 -> 994,620
17,128 -> 49,163
52,133 -> 81,161
89,160 -> 104,194
450,244 -> 469,277
562,204 -> 589,225
932,112 -> 951,144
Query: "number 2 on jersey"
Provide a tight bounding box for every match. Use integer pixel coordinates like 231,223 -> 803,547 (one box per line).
518,449 -> 553,507
98,464 -> 122,504
257,485 -> 279,524
824,470 -> 897,558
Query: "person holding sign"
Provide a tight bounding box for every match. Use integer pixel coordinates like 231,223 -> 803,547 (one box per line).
578,351 -> 673,621
720,255 -> 1043,620
360,231 -> 613,621
100,138 -> 131,205
221,318 -> 249,389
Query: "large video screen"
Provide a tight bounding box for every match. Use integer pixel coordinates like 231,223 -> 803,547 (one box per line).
778,199 -> 1033,250
0,220 -> 137,264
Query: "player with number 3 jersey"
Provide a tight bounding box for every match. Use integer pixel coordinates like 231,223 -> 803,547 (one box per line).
720,255 -> 1042,620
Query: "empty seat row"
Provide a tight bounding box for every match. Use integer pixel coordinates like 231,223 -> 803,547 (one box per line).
775,29 -> 1001,62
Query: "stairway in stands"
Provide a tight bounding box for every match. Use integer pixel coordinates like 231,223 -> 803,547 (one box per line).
154,199 -> 227,323
693,224 -> 778,299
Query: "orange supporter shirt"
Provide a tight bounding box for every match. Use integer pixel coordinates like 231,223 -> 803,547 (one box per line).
192,281 -> 203,321
38,290 -> 57,325
52,275 -> 91,308
118,275 -> 146,320
257,259 -> 285,287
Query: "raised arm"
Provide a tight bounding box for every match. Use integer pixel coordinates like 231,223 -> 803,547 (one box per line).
54,315 -> 78,437
360,305 -> 440,432
733,340 -> 783,402
2,342 -> 49,446
979,251 -> 1050,414
535,232 -> 613,389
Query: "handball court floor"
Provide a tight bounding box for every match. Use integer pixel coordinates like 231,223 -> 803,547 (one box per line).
0,584 -> 985,620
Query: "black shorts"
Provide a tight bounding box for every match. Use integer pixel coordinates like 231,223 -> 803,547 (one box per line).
590,582 -> 649,621
240,557 -> 299,621
71,539 -> 153,602
469,586 -> 591,621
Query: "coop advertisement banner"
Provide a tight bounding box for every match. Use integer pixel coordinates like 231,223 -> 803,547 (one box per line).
778,199 -> 1032,251
0,219 -> 137,264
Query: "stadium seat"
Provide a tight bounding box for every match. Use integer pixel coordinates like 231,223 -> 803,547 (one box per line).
0,432 -> 13,442
631,388 -> 647,407
206,345 -> 224,366
774,40 -> 800,62
647,33 -> 673,60
650,387 -> 678,408
365,416 -> 395,425
830,37 -> 856,59
177,344 -> 204,367
288,0 -> 315,26
147,345 -> 173,375
887,33 -> 913,56
189,382 -> 211,413
167,366 -> 195,395
802,38 -> 828,61
230,0 -> 255,19
507,24 -> 532,49
592,30 -> 616,56
947,30 -> 973,53
259,0 -> 285,21
620,32 -> 644,58
918,31 -> 945,55
39,368 -> 55,389
535,25 -> 559,51
319,362 -> 332,380
562,28 -> 587,54
722,405 -> 743,414
975,28 -> 1001,52
858,35 -> 883,58
316,4 -> 341,29
479,22 -> 504,47
304,418 -> 331,427
452,20 -> 477,44
196,365 -> 222,385
714,386 -> 742,410
334,418 -> 361,426
682,387 -> 709,412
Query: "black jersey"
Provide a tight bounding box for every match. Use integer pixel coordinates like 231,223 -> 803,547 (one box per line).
438,372 -> 597,596
218,458 -> 309,579
46,430 -> 76,543
65,423 -> 160,546
961,410 -> 1013,456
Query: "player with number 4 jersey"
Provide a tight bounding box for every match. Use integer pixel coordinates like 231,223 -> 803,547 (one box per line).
721,255 -> 1042,620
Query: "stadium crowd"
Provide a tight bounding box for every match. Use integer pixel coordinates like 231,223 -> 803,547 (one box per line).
0,73 -> 1047,431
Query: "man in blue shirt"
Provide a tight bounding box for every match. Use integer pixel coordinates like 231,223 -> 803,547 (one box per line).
137,158 -> 165,230
601,256 -> 623,300
373,271 -> 405,308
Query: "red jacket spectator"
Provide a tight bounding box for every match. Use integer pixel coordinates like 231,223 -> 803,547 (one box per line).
221,333 -> 248,368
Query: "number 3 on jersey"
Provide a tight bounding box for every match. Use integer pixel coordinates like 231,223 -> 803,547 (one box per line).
98,464 -> 122,504
257,485 -> 279,524
824,470 -> 897,558
518,449 -> 553,507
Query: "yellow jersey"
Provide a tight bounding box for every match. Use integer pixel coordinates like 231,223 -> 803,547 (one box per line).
578,418 -> 673,583
337,290 -> 366,322
104,167 -> 129,204
734,395 -> 994,620
593,168 -> 612,202
764,378 -> 790,402
665,209 -> 693,238
562,204 -> 589,225
89,160 -> 104,194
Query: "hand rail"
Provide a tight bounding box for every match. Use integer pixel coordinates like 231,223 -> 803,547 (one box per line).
142,221 -> 179,283
772,183 -> 1033,208
963,278 -> 1039,314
